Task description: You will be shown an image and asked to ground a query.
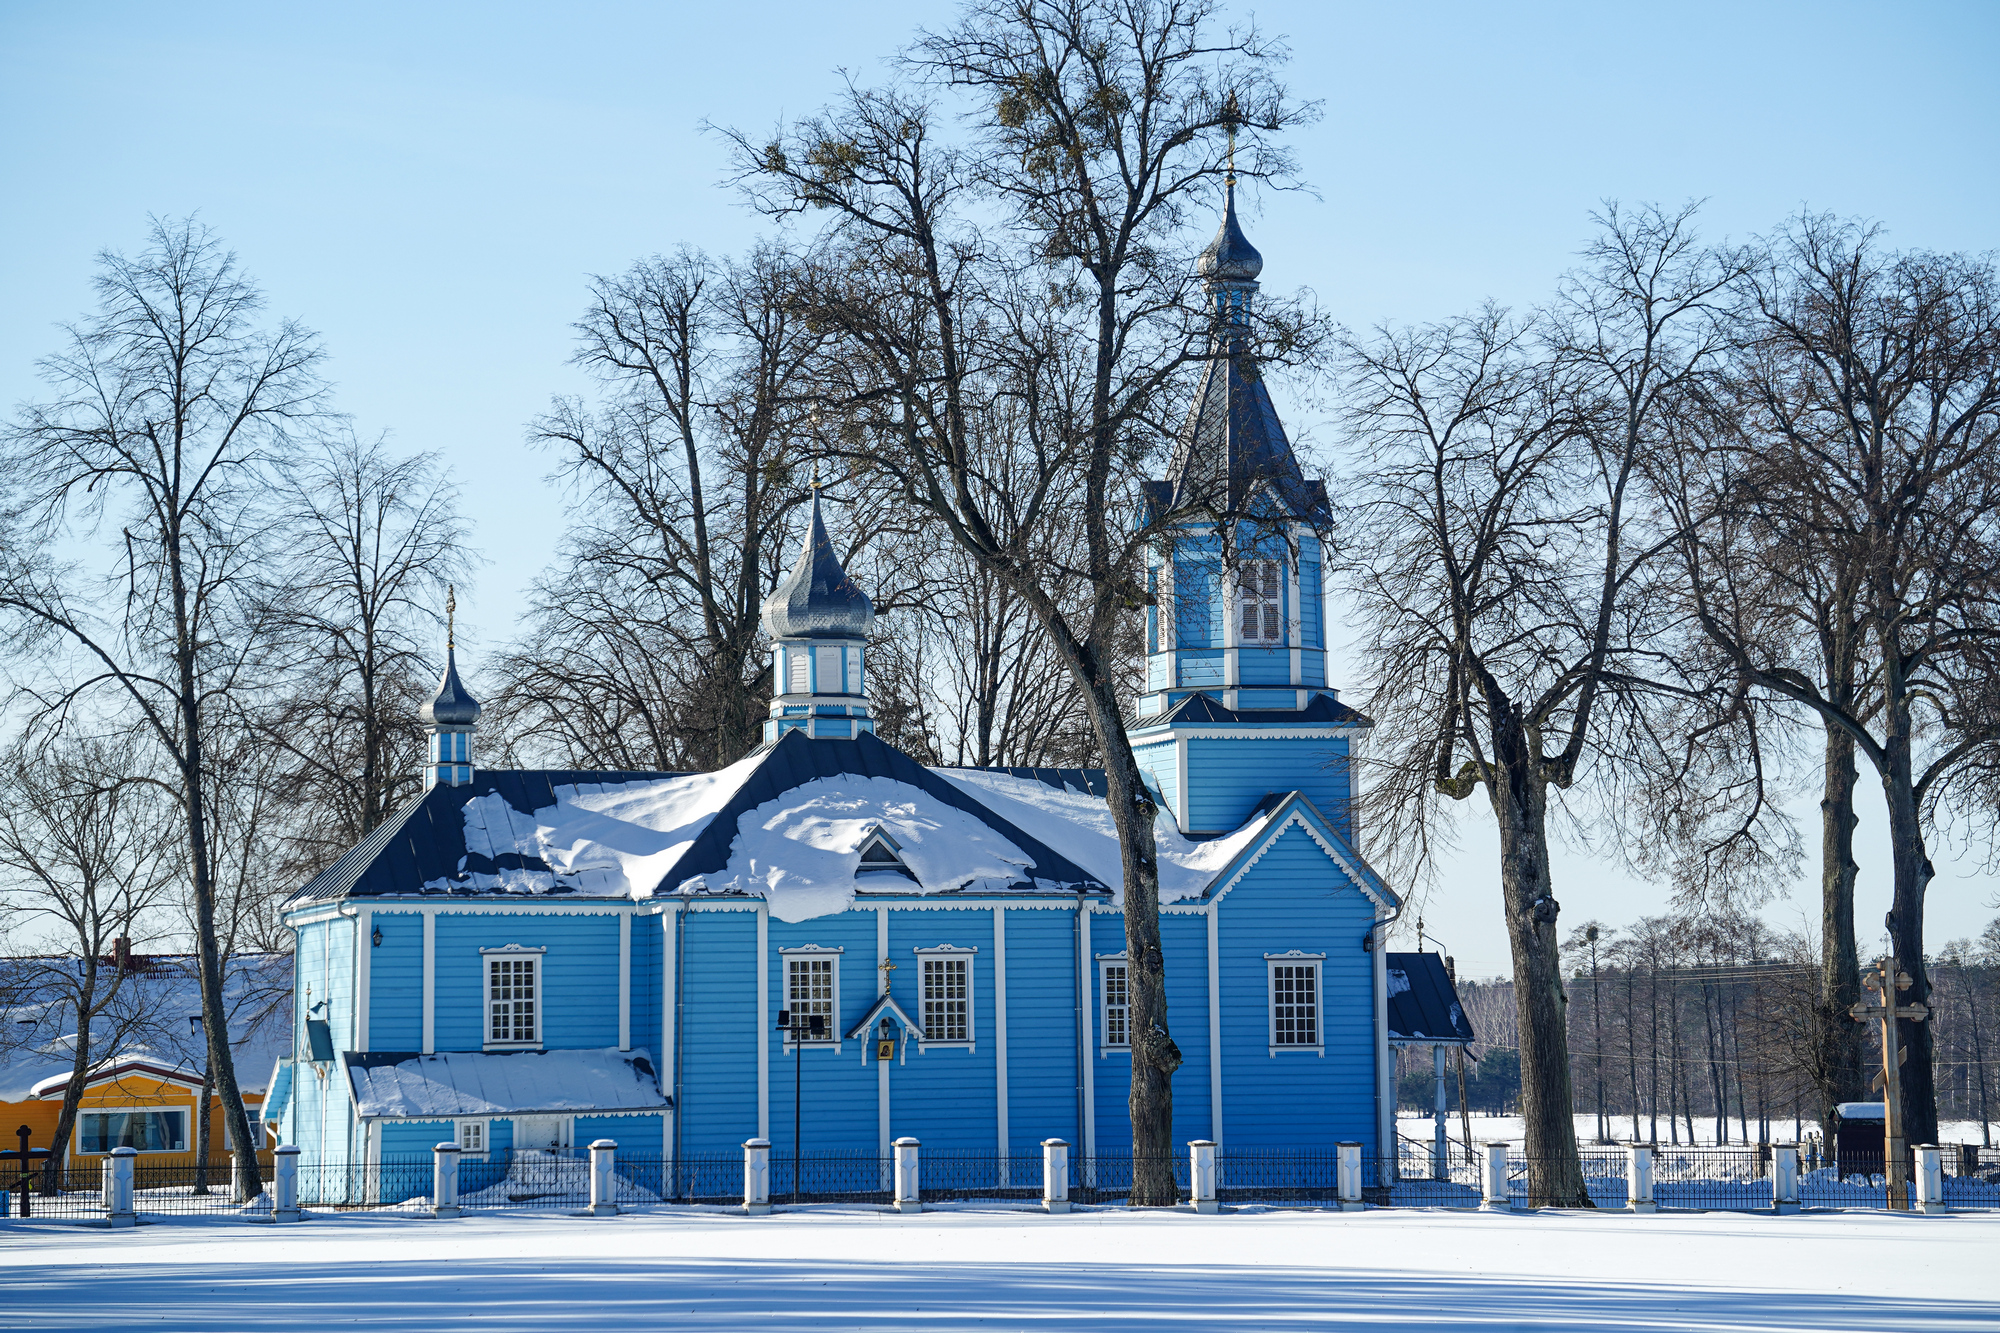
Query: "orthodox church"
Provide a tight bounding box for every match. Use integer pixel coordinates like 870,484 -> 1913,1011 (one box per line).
272,191 -> 1472,1194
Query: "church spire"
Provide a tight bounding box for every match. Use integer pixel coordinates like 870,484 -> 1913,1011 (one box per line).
761,492 -> 876,743
421,584 -> 480,788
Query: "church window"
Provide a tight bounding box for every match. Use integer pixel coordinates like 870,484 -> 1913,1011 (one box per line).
816,645 -> 842,694
856,830 -> 910,877
482,946 -> 544,1048
456,1119 -> 488,1155
1100,958 -> 1130,1050
915,947 -> 976,1046
1238,560 -> 1284,644
787,648 -> 809,694
782,947 -> 841,1046
845,649 -> 862,694
1266,952 -> 1324,1054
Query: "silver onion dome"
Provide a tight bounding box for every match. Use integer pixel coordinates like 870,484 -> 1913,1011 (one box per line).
421,644 -> 481,727
761,494 -> 874,640
1196,180 -> 1263,283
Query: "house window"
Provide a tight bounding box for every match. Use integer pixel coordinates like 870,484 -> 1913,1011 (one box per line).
482,946 -> 544,1048
915,946 -> 976,1046
1266,952 -> 1324,1054
456,1120 -> 488,1155
79,1110 -> 186,1154
1237,560 -> 1284,644
782,947 -> 842,1045
1100,958 -> 1130,1051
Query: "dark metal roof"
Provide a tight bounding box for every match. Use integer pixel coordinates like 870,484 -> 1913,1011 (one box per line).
1142,689 -> 1372,730
761,493 -> 874,641
944,766 -> 1110,798
1386,952 -> 1476,1045
1162,346 -> 1325,521
286,770 -> 682,904
420,644 -> 482,727
285,731 -> 1109,906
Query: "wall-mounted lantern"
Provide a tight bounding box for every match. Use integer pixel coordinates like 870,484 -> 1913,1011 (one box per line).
877,1017 -> 895,1062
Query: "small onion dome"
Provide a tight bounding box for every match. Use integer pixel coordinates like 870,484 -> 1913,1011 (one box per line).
1196,181 -> 1263,283
761,494 -> 875,640
421,646 -> 481,727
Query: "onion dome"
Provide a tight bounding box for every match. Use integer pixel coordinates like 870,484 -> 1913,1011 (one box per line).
1196,180 -> 1263,283
421,644 -> 481,727
761,494 -> 874,640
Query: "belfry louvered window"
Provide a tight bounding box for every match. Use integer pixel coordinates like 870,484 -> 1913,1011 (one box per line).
1238,560 -> 1284,644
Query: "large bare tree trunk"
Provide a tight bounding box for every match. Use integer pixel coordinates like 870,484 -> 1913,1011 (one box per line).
1881,720 -> 1938,1147
1490,742 -> 1589,1207
1815,724 -> 1865,1136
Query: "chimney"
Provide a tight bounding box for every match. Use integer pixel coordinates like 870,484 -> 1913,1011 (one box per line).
112,937 -> 131,971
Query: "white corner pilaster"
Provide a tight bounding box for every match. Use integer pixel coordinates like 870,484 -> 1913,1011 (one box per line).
1077,900 -> 1096,1161
757,904 -> 770,1142
421,910 -> 436,1054
877,908 -> 891,1154
1208,906 -> 1223,1148
355,909 -> 372,1054
993,906 -> 1010,1178
617,911 -> 632,1051
1373,917 -> 1392,1184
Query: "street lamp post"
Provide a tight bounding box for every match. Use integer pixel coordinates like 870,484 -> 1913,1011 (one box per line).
775,1008 -> 826,1206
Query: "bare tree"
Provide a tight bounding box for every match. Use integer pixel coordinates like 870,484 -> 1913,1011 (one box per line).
0,734 -> 177,1190
0,218 -> 325,1197
488,246 -> 816,771
259,430 -> 470,878
726,0 -> 1313,1203
1679,216 -> 2000,1145
1339,205 -> 1749,1204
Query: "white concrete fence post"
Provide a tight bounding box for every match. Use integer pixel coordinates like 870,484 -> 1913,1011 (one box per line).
893,1137 -> 922,1214
103,1146 -> 136,1227
588,1139 -> 619,1217
1772,1144 -> 1799,1215
1915,1145 -> 1947,1215
272,1145 -> 301,1223
1626,1143 -> 1655,1214
1624,1136 -> 1656,1208
1041,1139 -> 1070,1214
743,1138 -> 772,1215
1189,1140 -> 1218,1214
1336,1141 -> 1365,1212
1481,1141 -> 1511,1212
433,1142 -> 462,1219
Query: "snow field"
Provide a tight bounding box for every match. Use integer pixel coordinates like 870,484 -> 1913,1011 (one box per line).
4,1204 -> 1995,1331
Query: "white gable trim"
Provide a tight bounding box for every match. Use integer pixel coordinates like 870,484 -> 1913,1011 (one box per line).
1206,805 -> 1394,912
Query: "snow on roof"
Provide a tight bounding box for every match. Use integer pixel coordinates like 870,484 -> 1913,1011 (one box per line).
430,751 -> 766,896
697,776 -> 1037,922
344,1048 -> 667,1118
933,768 -> 1275,904
0,955 -> 291,1102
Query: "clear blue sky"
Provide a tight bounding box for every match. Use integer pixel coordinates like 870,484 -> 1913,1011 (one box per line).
5,1 -> 1997,971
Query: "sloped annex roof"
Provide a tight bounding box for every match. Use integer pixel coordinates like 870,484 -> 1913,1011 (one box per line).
344,1048 -> 668,1118
1385,952 -> 1476,1045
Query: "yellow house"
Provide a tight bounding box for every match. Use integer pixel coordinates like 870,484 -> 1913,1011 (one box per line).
17,1058 -> 274,1174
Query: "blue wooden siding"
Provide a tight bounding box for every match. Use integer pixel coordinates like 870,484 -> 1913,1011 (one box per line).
1133,741 -> 1177,821
882,910 -> 997,1153
1300,549 -> 1322,650
1215,823 -> 1379,1152
764,913 -> 879,1161
676,909 -> 760,1157
1086,910 -> 1216,1153
431,912 -> 624,1051
999,907 -> 1082,1156
1237,647 -> 1292,685
1186,737 -> 1350,834
1178,650 -> 1223,686
1302,650 -> 1326,687
369,910 -> 423,1050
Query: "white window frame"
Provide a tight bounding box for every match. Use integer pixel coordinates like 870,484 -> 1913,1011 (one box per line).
1265,950 -> 1325,1055
787,647 -> 809,694
481,945 -> 545,1050
455,1118 -> 490,1158
76,1107 -> 190,1155
844,647 -> 863,695
1237,559 -> 1285,645
913,945 -> 977,1050
1097,953 -> 1131,1055
1155,562 -> 1174,653
779,945 -> 843,1051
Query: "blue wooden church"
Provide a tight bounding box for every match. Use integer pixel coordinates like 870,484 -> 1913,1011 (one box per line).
273,192 -> 1466,1191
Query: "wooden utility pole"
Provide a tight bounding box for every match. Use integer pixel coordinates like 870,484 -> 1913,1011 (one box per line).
1849,958 -> 1929,1210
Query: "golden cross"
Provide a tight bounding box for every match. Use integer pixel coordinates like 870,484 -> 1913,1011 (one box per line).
1223,91 -> 1240,187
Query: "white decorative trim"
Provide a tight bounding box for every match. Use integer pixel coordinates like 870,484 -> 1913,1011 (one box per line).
478,944 -> 547,954
780,946 -> 844,1053
1207,807 -> 1395,911
779,944 -> 846,954
481,949 -> 543,1051
911,944 -> 978,954
1263,949 -> 1327,961
1127,725 -> 1369,741
913,946 -> 976,1050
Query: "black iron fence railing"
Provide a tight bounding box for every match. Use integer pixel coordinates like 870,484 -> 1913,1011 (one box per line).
8,1142 -> 1996,1220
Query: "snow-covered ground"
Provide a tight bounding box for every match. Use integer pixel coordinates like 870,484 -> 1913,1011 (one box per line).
4,1204 -> 1994,1331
